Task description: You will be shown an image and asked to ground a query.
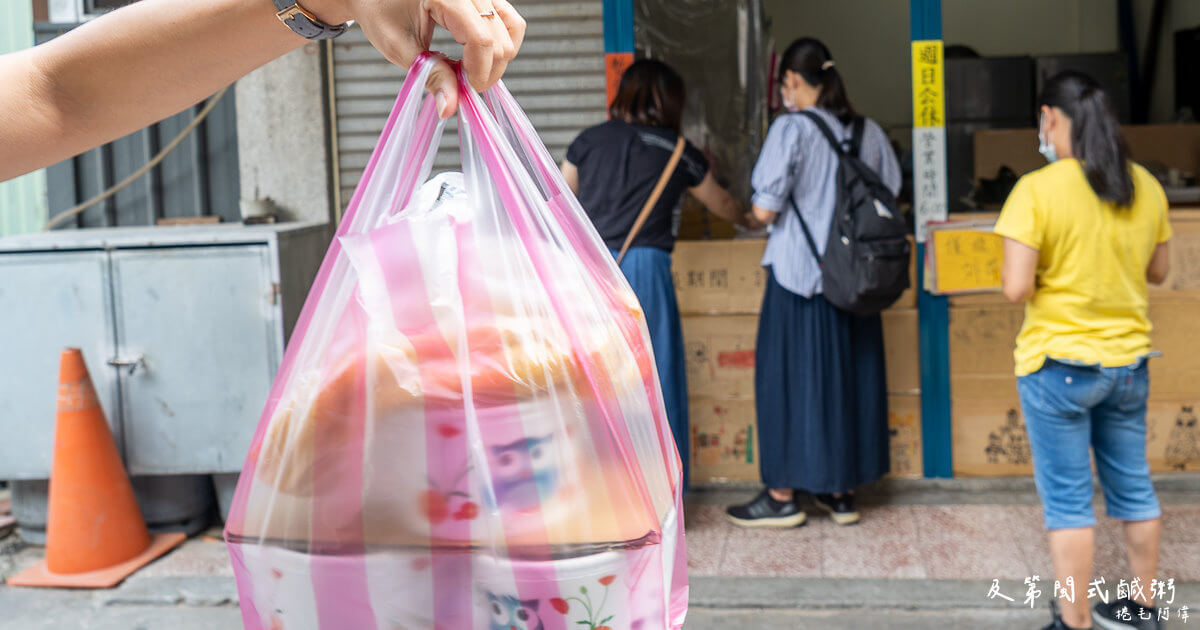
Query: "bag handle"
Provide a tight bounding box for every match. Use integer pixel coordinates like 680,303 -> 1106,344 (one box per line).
615,135 -> 686,265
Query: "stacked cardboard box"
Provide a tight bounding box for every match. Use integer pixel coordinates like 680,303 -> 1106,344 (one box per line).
948,210 -> 1200,476
673,238 -> 923,484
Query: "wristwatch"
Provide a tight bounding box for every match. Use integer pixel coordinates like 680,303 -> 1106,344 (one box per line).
273,0 -> 349,40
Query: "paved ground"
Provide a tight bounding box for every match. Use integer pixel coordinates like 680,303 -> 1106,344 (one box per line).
1,478 -> 1197,629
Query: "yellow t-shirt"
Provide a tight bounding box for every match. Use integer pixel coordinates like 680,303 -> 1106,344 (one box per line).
993,159 -> 1172,376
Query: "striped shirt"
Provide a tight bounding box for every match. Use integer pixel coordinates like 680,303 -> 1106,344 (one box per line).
751,107 -> 903,297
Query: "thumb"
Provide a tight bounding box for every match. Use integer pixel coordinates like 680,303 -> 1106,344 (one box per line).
425,57 -> 459,119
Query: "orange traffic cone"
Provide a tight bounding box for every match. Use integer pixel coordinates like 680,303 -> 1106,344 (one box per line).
7,348 -> 186,588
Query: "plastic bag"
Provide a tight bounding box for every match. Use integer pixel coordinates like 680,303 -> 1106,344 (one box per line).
224,53 -> 688,630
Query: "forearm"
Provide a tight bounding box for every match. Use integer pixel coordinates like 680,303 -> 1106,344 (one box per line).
708,195 -> 747,227
1,0 -> 310,180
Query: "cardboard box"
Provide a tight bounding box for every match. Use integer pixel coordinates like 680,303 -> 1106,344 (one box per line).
682,316 -> 757,400
688,395 -> 925,483
953,393 -> 1200,476
952,397 -> 1034,477
1153,213 -> 1200,296
883,308 -> 921,395
690,397 -> 759,484
888,394 -> 923,478
948,304 -> 1024,402
672,240 -> 767,315
1148,300 -> 1200,398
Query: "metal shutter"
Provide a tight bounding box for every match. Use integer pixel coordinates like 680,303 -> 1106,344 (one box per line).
331,0 -> 606,210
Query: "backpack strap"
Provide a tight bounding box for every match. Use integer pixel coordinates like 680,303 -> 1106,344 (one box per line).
789,198 -> 823,266
797,110 -> 844,155
797,110 -> 866,157
850,117 -> 866,158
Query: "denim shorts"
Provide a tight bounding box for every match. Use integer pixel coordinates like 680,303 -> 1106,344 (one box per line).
1017,358 -> 1161,530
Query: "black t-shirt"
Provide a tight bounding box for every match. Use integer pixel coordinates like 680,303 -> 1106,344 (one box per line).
566,120 -> 709,253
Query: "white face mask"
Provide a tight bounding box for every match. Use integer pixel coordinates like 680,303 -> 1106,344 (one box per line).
781,86 -> 797,112
1037,114 -> 1058,163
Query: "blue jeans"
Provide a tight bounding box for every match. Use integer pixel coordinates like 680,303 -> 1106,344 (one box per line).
1017,358 -> 1161,530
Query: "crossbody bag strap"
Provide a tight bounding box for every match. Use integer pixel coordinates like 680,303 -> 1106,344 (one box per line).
616,135 -> 686,265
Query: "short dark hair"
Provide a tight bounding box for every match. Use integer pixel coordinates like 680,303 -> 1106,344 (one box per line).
608,59 -> 685,131
1039,71 -> 1134,206
778,37 -> 857,124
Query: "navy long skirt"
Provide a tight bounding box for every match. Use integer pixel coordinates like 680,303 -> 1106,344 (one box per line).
614,247 -> 690,487
756,266 -> 889,493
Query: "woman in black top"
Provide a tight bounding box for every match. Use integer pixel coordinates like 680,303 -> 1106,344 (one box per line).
560,59 -> 751,487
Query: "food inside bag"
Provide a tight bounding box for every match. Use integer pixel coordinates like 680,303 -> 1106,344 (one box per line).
224,54 -> 687,630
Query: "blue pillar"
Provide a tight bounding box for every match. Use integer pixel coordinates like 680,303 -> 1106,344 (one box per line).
602,0 -> 634,54
911,0 -> 953,478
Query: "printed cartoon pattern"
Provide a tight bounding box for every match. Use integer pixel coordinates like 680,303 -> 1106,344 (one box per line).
1165,405 -> 1200,471
549,575 -> 618,630
487,593 -> 545,630
986,409 -> 1031,465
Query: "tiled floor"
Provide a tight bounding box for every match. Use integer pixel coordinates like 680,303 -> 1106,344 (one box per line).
686,499 -> 1200,582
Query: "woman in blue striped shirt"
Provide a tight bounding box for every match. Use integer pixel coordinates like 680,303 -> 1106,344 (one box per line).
726,38 -> 902,528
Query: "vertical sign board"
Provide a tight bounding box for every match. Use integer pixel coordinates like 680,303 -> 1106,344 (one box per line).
605,53 -> 634,110
911,40 -> 948,242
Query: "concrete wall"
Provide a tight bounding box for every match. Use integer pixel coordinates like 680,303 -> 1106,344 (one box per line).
764,0 -> 1197,129
235,42 -> 334,225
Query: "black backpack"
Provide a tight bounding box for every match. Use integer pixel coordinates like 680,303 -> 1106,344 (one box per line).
789,111 -> 911,316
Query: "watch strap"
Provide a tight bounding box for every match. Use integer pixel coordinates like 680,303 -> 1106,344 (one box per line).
273,0 -> 348,40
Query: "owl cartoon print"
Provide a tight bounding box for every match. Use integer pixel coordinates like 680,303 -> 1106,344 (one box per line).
487,593 -> 545,630
488,434 -> 560,510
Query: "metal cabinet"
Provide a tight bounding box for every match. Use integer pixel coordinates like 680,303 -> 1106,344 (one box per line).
0,223 -> 328,479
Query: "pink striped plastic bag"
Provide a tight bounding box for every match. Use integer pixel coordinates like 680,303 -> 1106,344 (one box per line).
224,53 -> 688,630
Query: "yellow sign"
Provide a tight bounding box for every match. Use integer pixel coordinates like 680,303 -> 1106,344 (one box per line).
911,40 -> 945,128
928,224 -> 1004,294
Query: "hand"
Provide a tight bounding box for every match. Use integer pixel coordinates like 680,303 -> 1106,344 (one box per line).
318,0 -> 526,118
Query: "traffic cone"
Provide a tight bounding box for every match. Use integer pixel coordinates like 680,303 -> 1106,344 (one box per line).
7,348 -> 186,588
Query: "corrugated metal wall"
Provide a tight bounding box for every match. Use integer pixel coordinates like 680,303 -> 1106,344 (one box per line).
35,24 -> 240,230
331,0 -> 607,210
0,1 -> 47,236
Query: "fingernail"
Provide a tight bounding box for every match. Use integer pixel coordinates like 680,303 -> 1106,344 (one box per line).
436,90 -> 449,118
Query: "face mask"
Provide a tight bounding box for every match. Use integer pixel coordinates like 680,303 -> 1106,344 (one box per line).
1037,115 -> 1058,163
781,86 -> 797,112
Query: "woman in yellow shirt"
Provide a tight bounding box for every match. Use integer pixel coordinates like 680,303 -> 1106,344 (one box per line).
996,71 -> 1171,630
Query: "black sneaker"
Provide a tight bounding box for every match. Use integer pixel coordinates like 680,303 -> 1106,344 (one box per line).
813,493 -> 861,526
1042,600 -> 1089,630
1093,598 -> 1161,630
725,490 -> 807,528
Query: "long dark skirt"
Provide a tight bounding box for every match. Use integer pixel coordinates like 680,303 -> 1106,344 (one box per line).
756,266 -> 889,493
614,246 -> 690,487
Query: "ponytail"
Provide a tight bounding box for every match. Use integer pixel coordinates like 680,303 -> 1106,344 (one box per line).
1039,71 -> 1134,206
779,37 -> 858,124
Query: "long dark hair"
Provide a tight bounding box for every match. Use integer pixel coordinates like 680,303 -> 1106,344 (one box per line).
778,37 -> 857,123
1039,71 -> 1134,205
608,59 -> 685,132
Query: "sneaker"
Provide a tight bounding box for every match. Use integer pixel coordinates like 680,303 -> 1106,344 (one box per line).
1093,598 -> 1160,630
813,493 -> 861,526
1042,600 -> 1090,630
725,490 -> 807,528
